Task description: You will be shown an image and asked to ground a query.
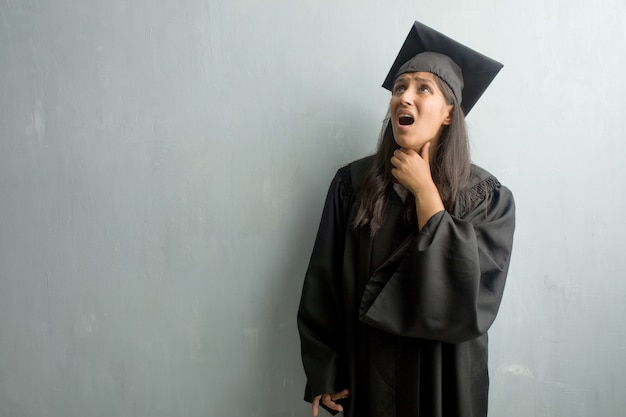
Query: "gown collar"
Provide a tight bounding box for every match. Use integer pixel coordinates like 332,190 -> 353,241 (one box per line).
393,183 -> 410,203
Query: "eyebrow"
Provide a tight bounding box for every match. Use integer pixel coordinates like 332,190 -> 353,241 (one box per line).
395,74 -> 435,85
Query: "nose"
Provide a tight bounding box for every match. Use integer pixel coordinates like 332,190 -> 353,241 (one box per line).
399,88 -> 414,105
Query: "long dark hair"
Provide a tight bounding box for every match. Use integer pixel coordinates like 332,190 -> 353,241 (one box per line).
353,75 -> 471,236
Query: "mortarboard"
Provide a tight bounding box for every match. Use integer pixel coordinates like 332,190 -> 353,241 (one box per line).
382,21 -> 503,115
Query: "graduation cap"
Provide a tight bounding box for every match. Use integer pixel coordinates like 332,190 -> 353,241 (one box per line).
382,21 -> 503,115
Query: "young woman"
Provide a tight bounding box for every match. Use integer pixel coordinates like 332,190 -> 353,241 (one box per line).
297,21 -> 515,417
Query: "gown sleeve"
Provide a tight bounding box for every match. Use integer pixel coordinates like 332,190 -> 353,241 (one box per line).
297,167 -> 352,401
359,176 -> 516,344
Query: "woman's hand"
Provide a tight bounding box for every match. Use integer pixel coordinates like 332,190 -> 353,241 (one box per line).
390,142 -> 436,196
391,142 -> 444,230
312,389 -> 350,416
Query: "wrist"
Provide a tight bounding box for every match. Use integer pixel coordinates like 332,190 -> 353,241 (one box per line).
412,183 -> 441,205
414,186 -> 444,231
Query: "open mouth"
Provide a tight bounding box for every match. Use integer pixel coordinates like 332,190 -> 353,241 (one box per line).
398,114 -> 415,126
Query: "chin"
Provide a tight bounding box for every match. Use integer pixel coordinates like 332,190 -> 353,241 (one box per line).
392,131 -> 409,147
394,136 -> 422,151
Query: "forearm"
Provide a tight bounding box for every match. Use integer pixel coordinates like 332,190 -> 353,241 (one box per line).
413,185 -> 444,230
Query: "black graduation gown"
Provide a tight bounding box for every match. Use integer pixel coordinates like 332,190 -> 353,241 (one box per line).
297,155 -> 515,417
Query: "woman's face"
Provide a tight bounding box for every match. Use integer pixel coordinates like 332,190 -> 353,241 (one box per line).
389,71 -> 453,152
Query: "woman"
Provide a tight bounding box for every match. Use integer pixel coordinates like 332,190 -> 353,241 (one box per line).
297,21 -> 515,417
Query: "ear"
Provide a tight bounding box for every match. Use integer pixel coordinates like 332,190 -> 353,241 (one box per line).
442,104 -> 454,126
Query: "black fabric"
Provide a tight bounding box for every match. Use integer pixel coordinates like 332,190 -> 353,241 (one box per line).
396,52 -> 464,106
381,21 -> 504,115
297,155 -> 515,417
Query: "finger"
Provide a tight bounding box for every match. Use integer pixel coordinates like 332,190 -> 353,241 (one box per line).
394,149 -> 409,161
392,149 -> 411,165
312,395 -> 321,417
332,388 -> 350,400
329,392 -> 347,402
396,148 -> 413,158
322,395 -> 344,413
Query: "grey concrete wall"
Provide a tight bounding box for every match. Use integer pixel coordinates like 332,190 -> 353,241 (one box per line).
1,1 -> 624,416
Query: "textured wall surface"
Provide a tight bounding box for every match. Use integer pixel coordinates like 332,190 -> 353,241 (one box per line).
1,1 -> 625,416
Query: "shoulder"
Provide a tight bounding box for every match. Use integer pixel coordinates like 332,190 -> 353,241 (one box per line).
468,164 -> 497,186
333,155 -> 375,198
350,155 -> 375,195
455,164 -> 514,218
348,154 -> 376,176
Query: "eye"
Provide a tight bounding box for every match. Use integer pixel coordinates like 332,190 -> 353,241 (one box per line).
392,84 -> 406,95
418,84 -> 431,93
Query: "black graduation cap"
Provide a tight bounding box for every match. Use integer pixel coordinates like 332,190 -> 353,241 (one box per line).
382,21 -> 503,115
